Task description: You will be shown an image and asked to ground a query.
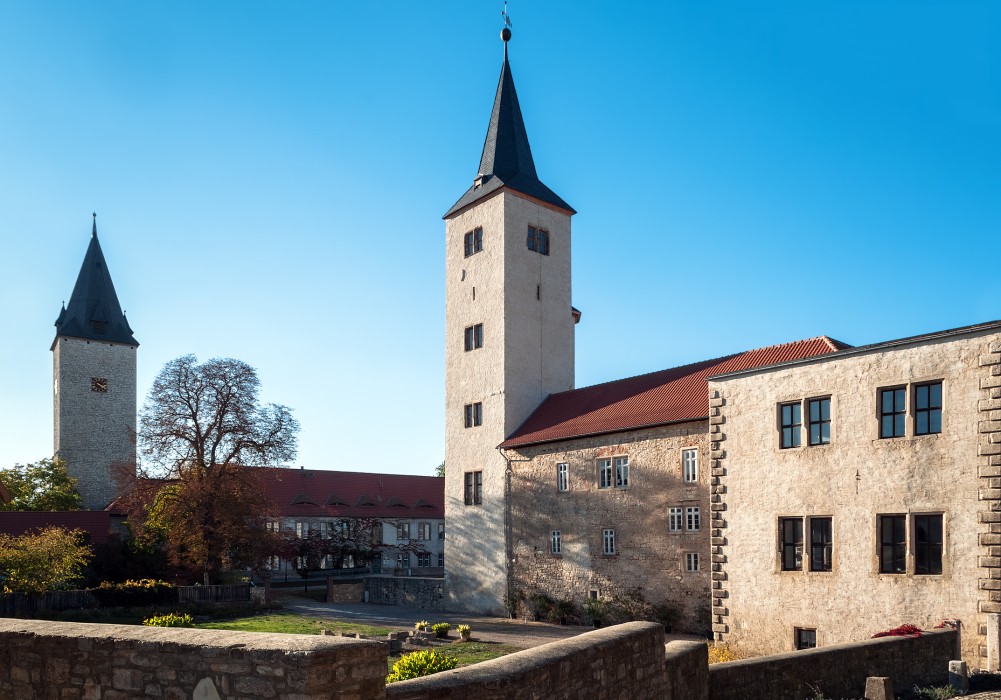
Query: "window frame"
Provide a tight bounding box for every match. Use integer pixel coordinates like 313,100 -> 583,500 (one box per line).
557,462 -> 569,492
685,552 -> 699,572
463,227 -> 483,257
914,382 -> 943,436
914,513 -> 943,575
464,323 -> 484,351
602,528 -> 616,556
780,517 -> 804,571
396,522 -> 410,540
668,507 -> 683,532
614,456 -> 629,488
879,387 -> 907,439
809,517 -> 833,572
795,628 -> 817,650
807,397 -> 831,446
878,514 -> 906,574
682,448 -> 698,483
417,552 -> 431,568
463,471 -> 483,506
417,522 -> 431,541
780,402 -> 802,449
597,458 -> 613,489
686,506 -> 701,531
437,523 -> 445,540
463,402 -> 483,428
551,529 -> 562,555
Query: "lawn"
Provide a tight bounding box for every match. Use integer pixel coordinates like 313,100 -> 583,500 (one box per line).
196,611 -> 396,637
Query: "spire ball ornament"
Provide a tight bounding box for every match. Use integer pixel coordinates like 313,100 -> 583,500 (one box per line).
501,26 -> 511,42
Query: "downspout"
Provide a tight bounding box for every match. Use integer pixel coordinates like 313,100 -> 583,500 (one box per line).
498,446 -> 530,616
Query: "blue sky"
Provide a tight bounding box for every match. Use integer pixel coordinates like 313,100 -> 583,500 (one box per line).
1,2 -> 998,477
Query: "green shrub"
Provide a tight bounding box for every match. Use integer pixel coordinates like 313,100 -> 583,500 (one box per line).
528,592 -> 554,621
550,599 -> 578,625
386,649 -> 458,683
913,686 -> 956,700
651,602 -> 680,632
414,619 -> 430,631
431,622 -> 451,638
457,624 -> 471,637
142,612 -> 194,628
91,579 -> 175,608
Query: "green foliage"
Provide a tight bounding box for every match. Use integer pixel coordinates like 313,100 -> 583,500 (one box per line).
434,462 -> 444,478
457,624 -> 471,637
431,622 -> 451,638
583,596 -> 608,623
143,612 -> 194,628
90,578 -> 175,607
912,686 -> 956,700
414,619 -> 430,630
0,458 -> 83,511
651,602 -> 680,632
528,591 -> 554,620
551,598 -> 578,624
607,587 -> 651,623
386,649 -> 458,684
0,527 -> 92,593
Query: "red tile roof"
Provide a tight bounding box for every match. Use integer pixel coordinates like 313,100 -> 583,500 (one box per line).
258,468 -> 445,520
0,511 -> 113,545
500,336 -> 849,448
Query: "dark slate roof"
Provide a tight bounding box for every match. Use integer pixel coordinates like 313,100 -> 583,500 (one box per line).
500,336 -> 851,448
445,42 -> 574,218
54,217 -> 138,347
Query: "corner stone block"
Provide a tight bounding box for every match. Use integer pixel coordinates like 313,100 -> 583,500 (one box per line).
864,677 -> 893,700
981,353 -> 1001,367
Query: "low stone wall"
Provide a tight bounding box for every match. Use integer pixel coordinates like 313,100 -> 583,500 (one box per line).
385,621 -> 668,700
366,576 -> 446,610
709,628 -> 959,700
0,619 -> 387,700
665,640 -> 710,700
327,578 -> 365,603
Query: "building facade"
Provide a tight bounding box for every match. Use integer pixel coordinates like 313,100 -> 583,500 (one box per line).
53,216 -> 138,510
709,322 -> 1001,665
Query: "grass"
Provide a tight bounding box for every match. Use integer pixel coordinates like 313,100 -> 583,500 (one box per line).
387,640 -> 523,674
196,611 -> 395,637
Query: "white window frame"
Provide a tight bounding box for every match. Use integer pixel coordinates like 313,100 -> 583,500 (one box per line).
603,528 -> 616,555
686,552 -> 699,572
418,522 -> 431,540
669,507 -> 683,532
396,522 -> 410,540
551,530 -> 562,554
557,463 -> 569,492
615,456 -> 629,488
686,507 -> 701,531
682,448 -> 698,483
417,552 -> 431,568
598,459 -> 613,489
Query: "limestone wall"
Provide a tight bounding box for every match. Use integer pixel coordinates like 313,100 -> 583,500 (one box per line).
366,576 -> 446,611
506,421 -> 711,631
709,628 -> 957,700
709,327 -> 1001,665
384,621 -> 669,700
0,619 -> 387,700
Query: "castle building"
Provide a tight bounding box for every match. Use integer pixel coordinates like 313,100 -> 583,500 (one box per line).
53,215 -> 138,510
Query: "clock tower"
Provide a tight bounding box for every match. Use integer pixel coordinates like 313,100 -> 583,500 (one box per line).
53,215 -> 138,510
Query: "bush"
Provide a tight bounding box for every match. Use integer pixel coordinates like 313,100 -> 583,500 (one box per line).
431,622 -> 451,638
143,612 -> 194,628
457,624 -> 471,637
414,619 -> 430,631
90,579 -> 175,608
913,686 -> 956,699
386,649 -> 458,683
707,642 -> 741,664
607,587 -> 651,624
550,599 -> 578,625
528,592 -> 554,621
583,597 -> 608,625
651,602 -> 680,632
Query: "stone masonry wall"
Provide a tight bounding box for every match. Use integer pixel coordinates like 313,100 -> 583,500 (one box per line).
977,338 -> 1001,662
384,621 -> 670,700
508,421 -> 711,631
366,576 -> 446,611
0,619 -> 387,700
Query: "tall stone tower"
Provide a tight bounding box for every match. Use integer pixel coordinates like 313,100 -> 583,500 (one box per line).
444,27 -> 576,613
53,215 -> 138,510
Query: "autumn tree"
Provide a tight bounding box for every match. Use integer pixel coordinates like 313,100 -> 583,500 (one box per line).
0,458 -> 83,511
133,355 -> 299,582
0,527 -> 92,593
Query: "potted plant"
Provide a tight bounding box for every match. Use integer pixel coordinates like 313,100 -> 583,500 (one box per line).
505,588 -> 524,619
583,597 -> 608,628
457,624 -> 471,642
414,620 -> 431,633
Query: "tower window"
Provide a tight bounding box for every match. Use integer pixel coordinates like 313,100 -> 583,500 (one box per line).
464,402 -> 483,428
527,226 -> 550,256
464,323 -> 484,351
464,227 -> 483,257
464,471 -> 483,505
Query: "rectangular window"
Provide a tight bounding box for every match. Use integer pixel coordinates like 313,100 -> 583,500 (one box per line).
538,229 -> 550,255
526,226 -> 550,255
598,459 -> 613,489
686,552 -> 699,572
686,507 -> 701,531
915,382 -> 943,436
397,553 -> 409,570
437,552 -> 444,568
551,530 -> 562,554
417,553 -> 431,568
464,471 -> 483,505
614,457 -> 629,488
879,514 -> 906,574
417,522 -> 431,540
780,403 -> 802,448
396,523 -> 410,540
682,448 -> 698,483
915,514 -> 943,575
879,387 -> 906,438
795,628 -> 817,650
809,517 -> 832,572
464,323 -> 484,351
603,529 -> 616,555
438,523 -> 445,540
780,517 -> 804,571
464,227 -> 483,257
668,507 -> 683,532
464,402 -> 483,428
807,398 -> 831,446
527,225 -> 538,252
557,463 -> 569,492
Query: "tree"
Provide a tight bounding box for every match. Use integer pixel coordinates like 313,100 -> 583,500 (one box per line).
132,355 -> 299,582
0,527 -> 92,593
434,461 -> 444,478
0,458 -> 83,511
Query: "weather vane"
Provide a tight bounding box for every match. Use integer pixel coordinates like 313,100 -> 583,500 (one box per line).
501,1 -> 512,28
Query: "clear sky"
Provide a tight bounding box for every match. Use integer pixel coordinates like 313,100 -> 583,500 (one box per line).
1,2 -> 998,478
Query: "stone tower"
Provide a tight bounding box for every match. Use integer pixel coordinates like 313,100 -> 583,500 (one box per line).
443,27 -> 576,613
53,216 -> 138,510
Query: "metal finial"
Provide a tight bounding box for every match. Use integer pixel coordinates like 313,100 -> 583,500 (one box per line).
91,212 -> 97,238
501,1 -> 512,49
502,1 -> 512,28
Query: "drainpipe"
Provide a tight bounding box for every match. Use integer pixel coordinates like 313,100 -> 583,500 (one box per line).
498,447 -> 530,616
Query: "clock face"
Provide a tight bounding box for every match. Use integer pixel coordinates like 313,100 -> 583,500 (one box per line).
90,377 -> 108,393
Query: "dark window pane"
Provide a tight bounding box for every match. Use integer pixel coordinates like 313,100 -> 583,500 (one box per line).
810,424 -> 820,445
916,413 -> 928,434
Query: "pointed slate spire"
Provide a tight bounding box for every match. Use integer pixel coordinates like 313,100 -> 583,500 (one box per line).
53,214 -> 138,347
445,27 -> 574,218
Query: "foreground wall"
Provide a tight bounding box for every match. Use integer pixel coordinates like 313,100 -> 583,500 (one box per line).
385,621 -> 669,700
0,619 -> 387,700
710,628 -> 958,700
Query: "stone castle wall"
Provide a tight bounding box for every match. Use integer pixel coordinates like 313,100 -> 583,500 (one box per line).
506,421 -> 711,630
53,336 -> 136,510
